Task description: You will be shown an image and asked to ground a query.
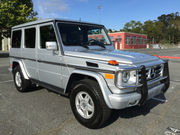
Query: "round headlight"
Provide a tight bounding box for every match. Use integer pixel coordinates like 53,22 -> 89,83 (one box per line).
122,71 -> 130,83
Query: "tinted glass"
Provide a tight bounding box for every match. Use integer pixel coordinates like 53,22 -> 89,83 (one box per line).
25,28 -> 36,48
12,30 -> 22,48
58,23 -> 110,46
40,25 -> 57,49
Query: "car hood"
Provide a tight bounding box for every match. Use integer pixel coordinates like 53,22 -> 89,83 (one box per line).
64,49 -> 159,65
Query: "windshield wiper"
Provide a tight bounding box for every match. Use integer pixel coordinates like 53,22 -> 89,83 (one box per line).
79,43 -> 89,49
83,40 -> 106,49
93,41 -> 106,49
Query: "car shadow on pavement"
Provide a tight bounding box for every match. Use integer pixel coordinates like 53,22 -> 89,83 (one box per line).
25,85 -> 44,92
102,94 -> 167,128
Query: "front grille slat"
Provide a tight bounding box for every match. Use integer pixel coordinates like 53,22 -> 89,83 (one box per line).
138,64 -> 163,83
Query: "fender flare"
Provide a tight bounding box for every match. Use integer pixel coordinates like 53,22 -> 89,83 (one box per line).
66,69 -> 113,108
12,60 -> 30,80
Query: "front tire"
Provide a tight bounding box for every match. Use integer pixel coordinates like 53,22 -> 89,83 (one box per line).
70,79 -> 111,129
13,65 -> 31,92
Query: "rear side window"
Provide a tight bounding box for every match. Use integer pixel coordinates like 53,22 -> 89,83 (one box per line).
12,30 -> 22,48
25,28 -> 36,48
40,25 -> 57,49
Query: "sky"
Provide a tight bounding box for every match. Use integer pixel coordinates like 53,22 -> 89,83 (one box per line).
32,0 -> 180,30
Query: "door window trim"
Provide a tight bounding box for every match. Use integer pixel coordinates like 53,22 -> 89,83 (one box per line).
38,22 -> 59,51
24,26 -> 37,49
11,29 -> 22,48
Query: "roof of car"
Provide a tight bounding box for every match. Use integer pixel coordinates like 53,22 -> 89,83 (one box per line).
12,18 -> 104,29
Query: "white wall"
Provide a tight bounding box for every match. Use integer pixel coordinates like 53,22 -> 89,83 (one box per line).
1,37 -> 10,51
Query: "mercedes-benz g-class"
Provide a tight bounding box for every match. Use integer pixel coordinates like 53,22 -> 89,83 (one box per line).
9,19 -> 170,128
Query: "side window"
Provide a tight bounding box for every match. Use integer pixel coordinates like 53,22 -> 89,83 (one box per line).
12,30 -> 22,48
125,36 -> 130,45
137,37 -> 141,45
25,28 -> 36,48
117,35 -> 121,43
132,36 -> 136,45
143,38 -> 146,45
40,25 -> 57,49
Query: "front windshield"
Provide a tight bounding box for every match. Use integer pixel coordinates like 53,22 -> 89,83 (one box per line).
58,23 -> 111,47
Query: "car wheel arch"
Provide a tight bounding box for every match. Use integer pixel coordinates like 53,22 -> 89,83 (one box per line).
64,69 -> 113,109
65,72 -> 97,96
12,60 -> 29,80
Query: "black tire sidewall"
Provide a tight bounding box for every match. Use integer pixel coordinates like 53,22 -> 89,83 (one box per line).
70,80 -> 103,128
13,66 -> 27,92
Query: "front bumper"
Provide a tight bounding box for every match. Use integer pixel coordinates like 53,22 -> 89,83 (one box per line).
109,83 -> 165,109
107,60 -> 170,109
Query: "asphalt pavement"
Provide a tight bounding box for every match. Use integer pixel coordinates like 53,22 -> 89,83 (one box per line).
0,49 -> 180,135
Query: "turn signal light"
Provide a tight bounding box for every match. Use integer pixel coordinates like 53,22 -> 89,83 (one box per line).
108,60 -> 119,66
105,73 -> 114,79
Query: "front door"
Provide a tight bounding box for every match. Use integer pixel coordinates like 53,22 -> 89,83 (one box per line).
37,23 -> 63,88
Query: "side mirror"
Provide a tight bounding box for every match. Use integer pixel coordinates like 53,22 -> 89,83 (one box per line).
46,42 -> 57,50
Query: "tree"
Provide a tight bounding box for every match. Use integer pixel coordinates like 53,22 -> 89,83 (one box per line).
143,20 -> 155,43
0,0 -> 37,38
120,20 -> 143,33
120,12 -> 180,44
157,12 -> 180,44
143,20 -> 164,44
153,21 -> 164,43
108,29 -> 113,33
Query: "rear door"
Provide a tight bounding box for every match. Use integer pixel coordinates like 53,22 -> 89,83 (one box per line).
37,22 -> 63,88
21,26 -> 38,79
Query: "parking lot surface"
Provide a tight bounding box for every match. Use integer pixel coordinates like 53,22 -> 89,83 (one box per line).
0,48 -> 180,135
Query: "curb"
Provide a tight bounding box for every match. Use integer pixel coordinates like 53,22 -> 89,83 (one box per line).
0,52 -> 9,58
153,55 -> 180,59
157,56 -> 180,59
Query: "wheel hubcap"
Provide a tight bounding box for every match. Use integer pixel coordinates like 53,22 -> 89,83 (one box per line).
15,72 -> 22,87
75,91 -> 94,119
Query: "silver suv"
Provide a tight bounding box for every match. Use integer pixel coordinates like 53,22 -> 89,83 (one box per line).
9,19 -> 170,128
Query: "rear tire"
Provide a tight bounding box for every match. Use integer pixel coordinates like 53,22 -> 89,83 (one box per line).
70,79 -> 111,129
13,65 -> 31,92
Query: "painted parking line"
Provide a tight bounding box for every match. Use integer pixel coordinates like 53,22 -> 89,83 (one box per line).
0,80 -> 13,84
152,97 -> 168,103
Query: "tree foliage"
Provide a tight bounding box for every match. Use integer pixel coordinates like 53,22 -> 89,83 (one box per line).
0,0 -> 37,38
120,20 -> 143,33
120,12 -> 180,44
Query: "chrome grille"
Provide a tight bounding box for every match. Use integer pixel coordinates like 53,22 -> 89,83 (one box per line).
138,64 -> 163,82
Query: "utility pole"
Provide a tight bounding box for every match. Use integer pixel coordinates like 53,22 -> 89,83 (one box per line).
98,5 -> 102,24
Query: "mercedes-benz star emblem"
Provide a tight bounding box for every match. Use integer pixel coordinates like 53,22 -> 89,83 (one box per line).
150,68 -> 156,79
